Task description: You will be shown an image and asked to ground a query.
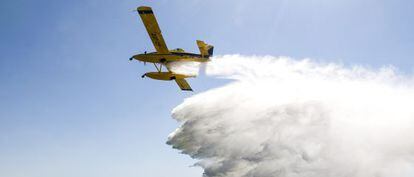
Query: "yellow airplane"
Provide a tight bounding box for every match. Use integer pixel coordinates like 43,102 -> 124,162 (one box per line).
130,6 -> 214,91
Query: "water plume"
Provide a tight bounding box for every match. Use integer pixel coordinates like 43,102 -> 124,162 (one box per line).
167,55 -> 414,177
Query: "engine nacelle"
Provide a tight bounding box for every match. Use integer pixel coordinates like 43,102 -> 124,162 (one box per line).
143,72 -> 193,81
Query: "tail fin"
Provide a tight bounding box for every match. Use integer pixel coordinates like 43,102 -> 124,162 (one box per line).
196,40 -> 214,58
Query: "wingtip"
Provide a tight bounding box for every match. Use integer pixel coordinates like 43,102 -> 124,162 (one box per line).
137,6 -> 152,11
182,88 -> 193,92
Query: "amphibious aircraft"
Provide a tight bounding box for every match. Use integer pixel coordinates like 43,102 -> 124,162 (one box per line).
129,6 -> 214,91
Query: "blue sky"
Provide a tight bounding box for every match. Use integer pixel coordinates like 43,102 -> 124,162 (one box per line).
1,0 -> 414,177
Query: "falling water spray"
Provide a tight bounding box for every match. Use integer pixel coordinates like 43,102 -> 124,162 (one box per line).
168,55 -> 414,177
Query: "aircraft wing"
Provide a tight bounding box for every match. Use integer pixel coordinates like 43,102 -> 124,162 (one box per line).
137,6 -> 169,54
175,78 -> 193,91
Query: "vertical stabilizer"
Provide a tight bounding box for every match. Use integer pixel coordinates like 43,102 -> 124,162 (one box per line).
196,40 -> 214,58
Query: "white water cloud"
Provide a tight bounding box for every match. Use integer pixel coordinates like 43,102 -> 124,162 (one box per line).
167,55 -> 414,177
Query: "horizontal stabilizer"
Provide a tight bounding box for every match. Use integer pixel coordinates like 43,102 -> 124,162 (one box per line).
175,78 -> 193,91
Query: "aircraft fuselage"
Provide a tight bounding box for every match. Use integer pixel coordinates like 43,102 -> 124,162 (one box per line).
132,51 -> 210,63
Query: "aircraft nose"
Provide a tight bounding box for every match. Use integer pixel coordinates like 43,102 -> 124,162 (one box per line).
130,54 -> 149,63
130,54 -> 140,61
